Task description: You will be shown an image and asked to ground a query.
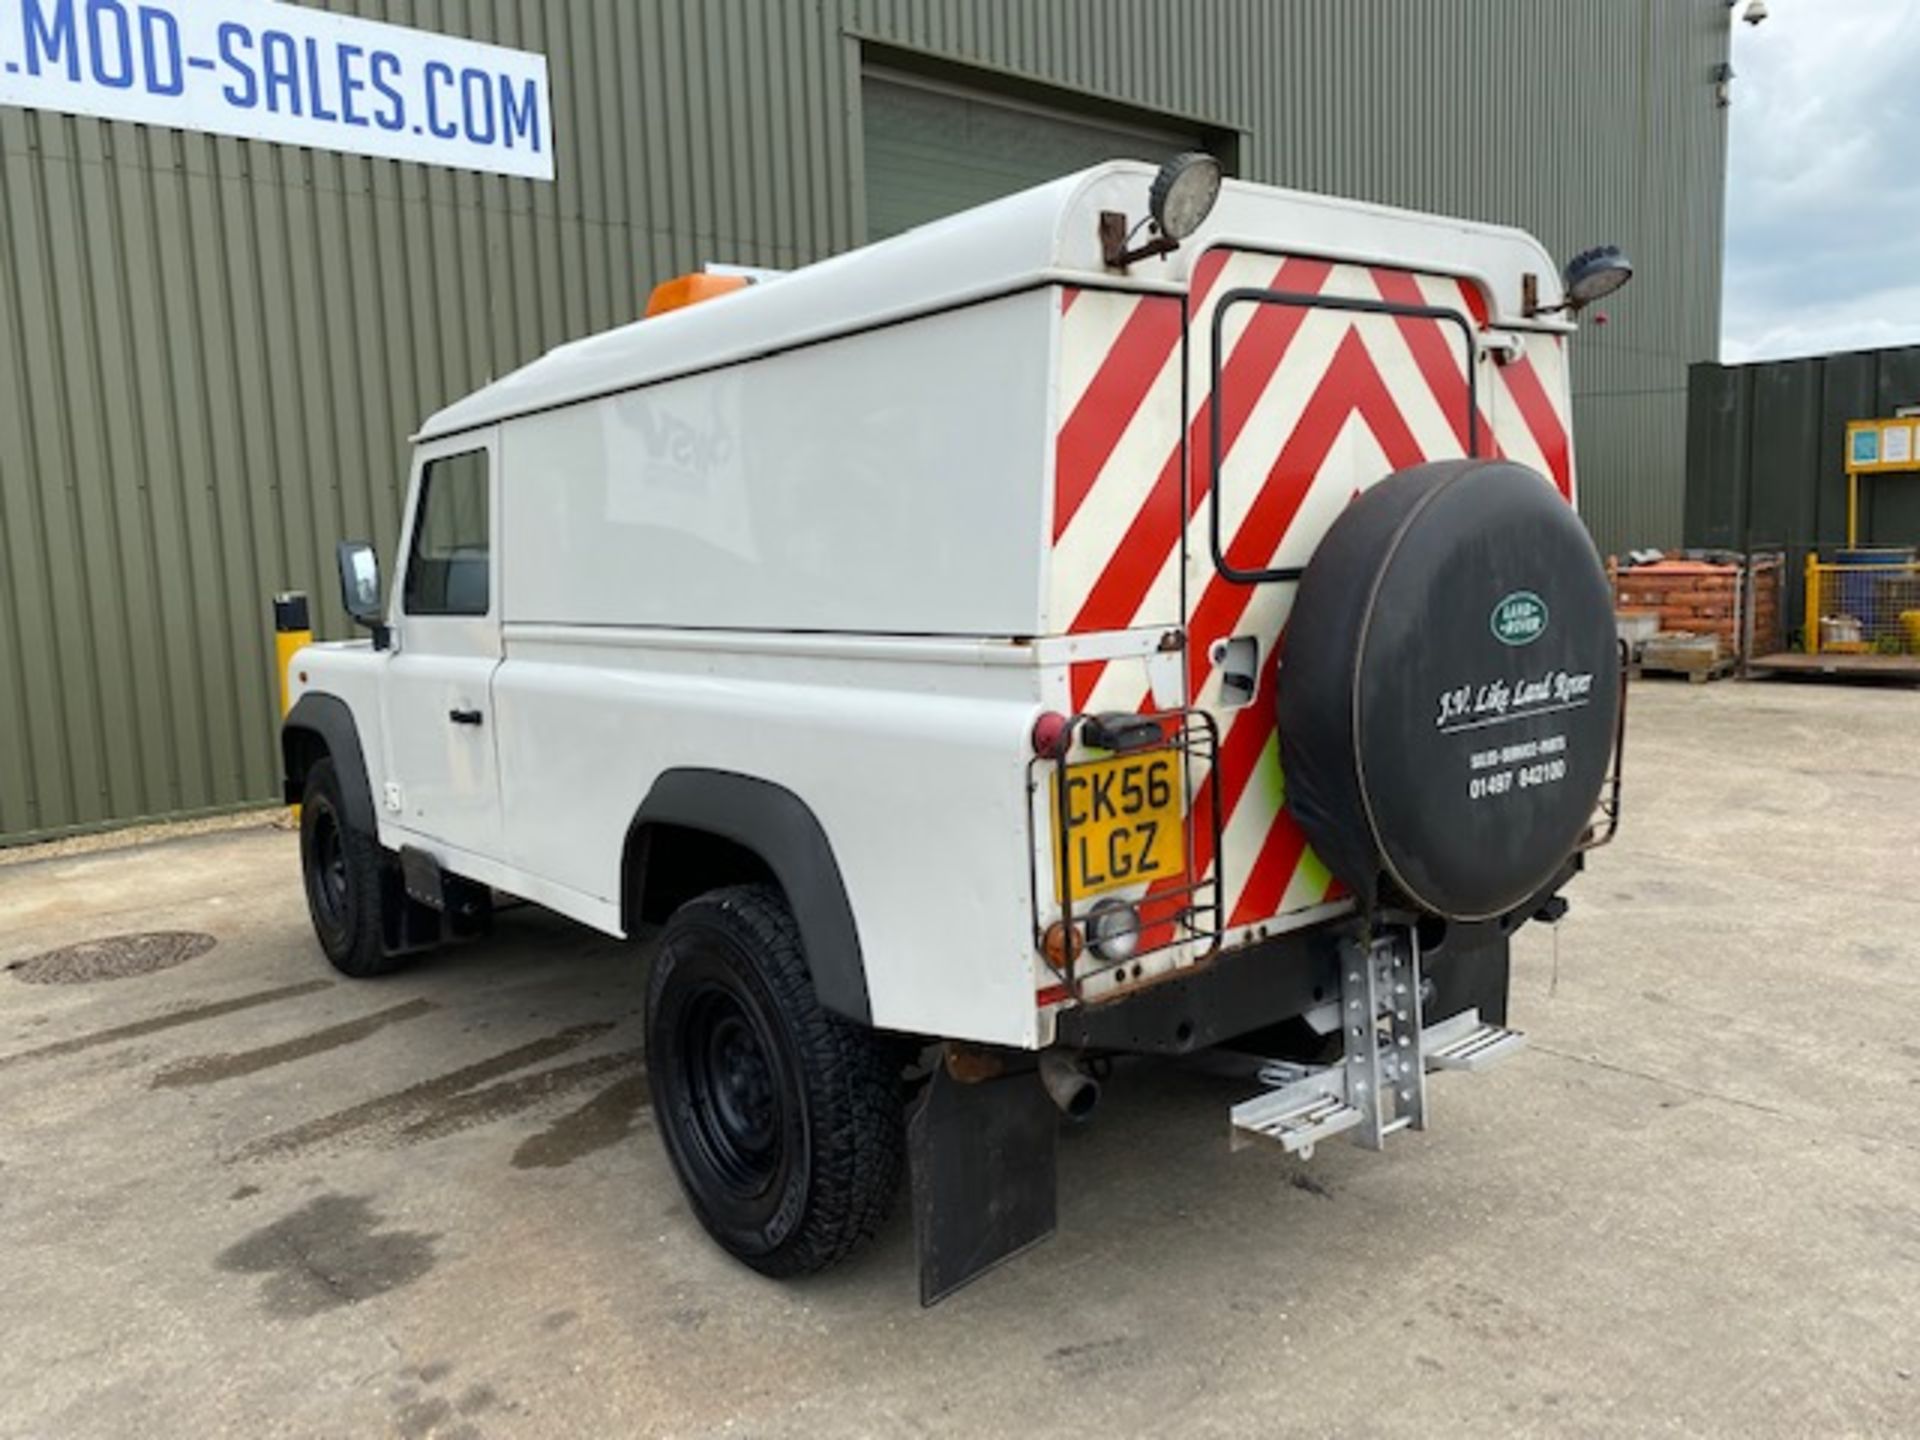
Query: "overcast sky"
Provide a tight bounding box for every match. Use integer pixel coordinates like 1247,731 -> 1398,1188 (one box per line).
1722,0 -> 1920,361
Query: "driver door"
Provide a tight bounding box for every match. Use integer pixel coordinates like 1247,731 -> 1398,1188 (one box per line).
381,432 -> 504,862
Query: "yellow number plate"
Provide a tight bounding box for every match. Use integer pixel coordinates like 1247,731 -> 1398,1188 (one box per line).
1051,749 -> 1184,900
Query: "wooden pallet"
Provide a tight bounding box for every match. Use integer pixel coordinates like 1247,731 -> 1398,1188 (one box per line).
1637,656 -> 1737,685
1637,635 -> 1734,684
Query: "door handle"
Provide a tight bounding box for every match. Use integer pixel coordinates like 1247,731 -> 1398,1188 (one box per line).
448,707 -> 484,727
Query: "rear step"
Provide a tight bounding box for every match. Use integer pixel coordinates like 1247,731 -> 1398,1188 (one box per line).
1422,1008 -> 1529,1073
1229,931 -> 1524,1159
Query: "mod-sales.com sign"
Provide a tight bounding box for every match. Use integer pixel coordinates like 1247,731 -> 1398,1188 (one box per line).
0,0 -> 554,180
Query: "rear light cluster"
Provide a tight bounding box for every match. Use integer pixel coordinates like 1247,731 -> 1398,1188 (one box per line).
1043,898 -> 1141,971
1031,710 -> 1072,760
1029,702 -> 1223,998
1034,711 -> 1144,972
1041,919 -> 1082,969
1084,898 -> 1141,963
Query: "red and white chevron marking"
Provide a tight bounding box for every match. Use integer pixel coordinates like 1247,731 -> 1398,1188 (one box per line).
1050,252 -> 1577,943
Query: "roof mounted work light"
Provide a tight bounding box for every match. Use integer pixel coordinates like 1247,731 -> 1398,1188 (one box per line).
1101,152 -> 1223,271
1149,153 -> 1223,242
1524,244 -> 1635,317
1564,245 -> 1635,306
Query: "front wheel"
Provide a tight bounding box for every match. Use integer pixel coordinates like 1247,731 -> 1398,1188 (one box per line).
646,885 -> 903,1277
299,756 -> 403,978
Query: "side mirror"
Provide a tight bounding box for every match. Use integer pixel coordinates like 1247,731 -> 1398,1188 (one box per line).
336,541 -> 391,649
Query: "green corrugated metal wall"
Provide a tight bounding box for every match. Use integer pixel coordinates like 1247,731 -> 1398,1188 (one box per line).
1685,345 -> 1920,634
1688,346 -> 1920,553
0,0 -> 1729,844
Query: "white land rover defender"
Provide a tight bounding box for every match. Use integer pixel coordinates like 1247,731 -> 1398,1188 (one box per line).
284,158 -> 1628,1303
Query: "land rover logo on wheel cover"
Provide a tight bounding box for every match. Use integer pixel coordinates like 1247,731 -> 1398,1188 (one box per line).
1491,591 -> 1549,646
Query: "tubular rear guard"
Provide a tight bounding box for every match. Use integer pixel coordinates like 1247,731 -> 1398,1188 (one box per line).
1030,706 -> 1223,1006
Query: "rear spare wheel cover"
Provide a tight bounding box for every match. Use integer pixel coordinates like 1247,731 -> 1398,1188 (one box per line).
1277,460 -> 1620,921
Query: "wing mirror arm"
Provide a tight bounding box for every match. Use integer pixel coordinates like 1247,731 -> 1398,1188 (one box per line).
336,540 -> 393,651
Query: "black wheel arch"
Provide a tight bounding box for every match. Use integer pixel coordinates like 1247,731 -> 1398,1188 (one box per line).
283,693 -> 377,836
624,770 -> 871,1025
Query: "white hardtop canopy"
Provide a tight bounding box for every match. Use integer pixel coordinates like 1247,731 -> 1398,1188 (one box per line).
420,160 -> 1569,442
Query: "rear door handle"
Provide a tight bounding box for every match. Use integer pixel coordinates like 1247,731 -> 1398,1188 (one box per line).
448,707 -> 484,727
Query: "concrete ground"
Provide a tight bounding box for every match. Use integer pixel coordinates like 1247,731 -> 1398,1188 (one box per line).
1,679 -> 1916,1439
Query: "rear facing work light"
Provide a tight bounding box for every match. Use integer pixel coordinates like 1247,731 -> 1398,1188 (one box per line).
1523,245 -> 1636,317
1101,152 -> 1224,271
1564,246 -> 1635,307
1149,153 -> 1223,242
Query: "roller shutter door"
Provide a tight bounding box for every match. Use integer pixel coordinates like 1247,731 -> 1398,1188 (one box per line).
863,71 -> 1204,241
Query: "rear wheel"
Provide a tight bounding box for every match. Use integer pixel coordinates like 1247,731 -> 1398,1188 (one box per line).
646,885 -> 902,1277
299,757 -> 403,978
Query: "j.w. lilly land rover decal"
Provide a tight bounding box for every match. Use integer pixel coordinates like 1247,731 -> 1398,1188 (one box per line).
1434,668 -> 1595,734
1490,591 -> 1549,647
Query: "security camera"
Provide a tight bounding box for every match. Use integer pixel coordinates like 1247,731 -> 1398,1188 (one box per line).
1743,0 -> 1768,24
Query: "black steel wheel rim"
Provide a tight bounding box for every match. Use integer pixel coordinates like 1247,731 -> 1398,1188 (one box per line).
307,807 -> 350,932
677,983 -> 785,1196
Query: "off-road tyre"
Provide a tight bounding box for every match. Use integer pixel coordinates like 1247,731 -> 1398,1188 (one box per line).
647,884 -> 903,1278
299,756 -> 403,978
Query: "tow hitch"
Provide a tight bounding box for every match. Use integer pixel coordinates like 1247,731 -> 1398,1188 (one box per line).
1229,929 -> 1526,1158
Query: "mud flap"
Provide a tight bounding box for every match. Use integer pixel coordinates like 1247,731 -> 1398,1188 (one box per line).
384,847 -> 493,956
908,1053 -> 1057,1306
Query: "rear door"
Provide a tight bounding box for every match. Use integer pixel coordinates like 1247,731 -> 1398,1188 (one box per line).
1181,250 -> 1490,945
381,432 -> 504,861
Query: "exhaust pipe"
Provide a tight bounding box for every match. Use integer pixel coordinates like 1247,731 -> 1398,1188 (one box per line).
1039,1051 -> 1100,1121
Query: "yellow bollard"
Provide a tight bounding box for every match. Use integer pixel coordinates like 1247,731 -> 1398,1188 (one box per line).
274,592 -> 312,818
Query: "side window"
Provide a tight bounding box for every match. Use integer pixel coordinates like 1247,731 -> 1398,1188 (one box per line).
403,450 -> 491,616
